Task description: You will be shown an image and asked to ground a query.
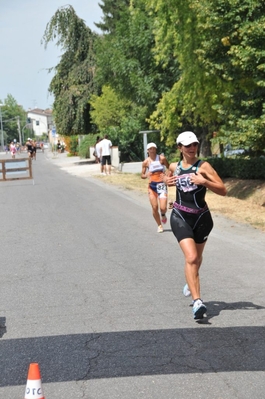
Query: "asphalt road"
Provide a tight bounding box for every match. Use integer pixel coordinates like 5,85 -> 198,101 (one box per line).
0,151 -> 265,398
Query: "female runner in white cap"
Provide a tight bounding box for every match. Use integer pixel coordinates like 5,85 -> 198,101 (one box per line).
164,131 -> 226,320
141,142 -> 169,233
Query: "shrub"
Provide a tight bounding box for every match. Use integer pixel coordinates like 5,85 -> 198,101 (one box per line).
79,135 -> 98,158
207,157 -> 265,179
69,135 -> 79,156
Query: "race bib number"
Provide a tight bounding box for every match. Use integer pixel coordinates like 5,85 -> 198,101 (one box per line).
176,173 -> 197,192
157,183 -> 167,194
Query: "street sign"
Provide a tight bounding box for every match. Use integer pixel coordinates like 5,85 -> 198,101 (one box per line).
51,127 -> 56,137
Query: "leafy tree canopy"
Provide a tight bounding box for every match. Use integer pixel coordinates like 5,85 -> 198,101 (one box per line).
90,85 -> 148,161
90,86 -> 131,130
42,5 -> 98,136
0,94 -> 26,144
95,0 -> 130,33
95,0 -> 179,114
147,0 -> 265,154
41,0 -> 265,157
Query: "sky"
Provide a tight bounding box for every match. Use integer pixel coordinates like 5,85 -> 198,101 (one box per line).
0,0 -> 103,111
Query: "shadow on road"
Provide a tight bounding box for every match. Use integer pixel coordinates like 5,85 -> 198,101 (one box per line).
1,301 -> 265,386
0,317 -> 6,338
206,300 -> 264,321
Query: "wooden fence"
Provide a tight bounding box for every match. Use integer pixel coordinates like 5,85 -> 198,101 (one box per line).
0,158 -> 33,182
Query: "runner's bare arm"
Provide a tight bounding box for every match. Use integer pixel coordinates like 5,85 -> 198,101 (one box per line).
141,160 -> 148,179
162,163 -> 177,186
191,162 -> 227,196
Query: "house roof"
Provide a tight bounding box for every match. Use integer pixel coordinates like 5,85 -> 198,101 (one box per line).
28,108 -> 52,116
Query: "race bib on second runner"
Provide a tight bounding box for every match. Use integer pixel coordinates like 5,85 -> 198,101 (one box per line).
157,183 -> 167,194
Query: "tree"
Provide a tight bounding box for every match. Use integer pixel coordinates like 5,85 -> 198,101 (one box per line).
95,0 -> 130,33
147,0 -> 265,154
95,0 -> 179,114
90,86 -> 131,130
42,5 -> 98,136
146,0 -> 225,154
92,0 -> 181,158
0,94 -> 26,144
193,0 -> 265,153
90,85 -> 148,161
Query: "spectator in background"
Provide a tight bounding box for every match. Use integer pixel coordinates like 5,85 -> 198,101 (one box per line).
57,140 -> 61,153
93,136 -> 100,163
16,143 -> 21,154
100,135 -> 112,175
95,137 -> 103,171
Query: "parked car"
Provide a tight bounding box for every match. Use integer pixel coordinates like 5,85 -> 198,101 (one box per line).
224,144 -> 246,157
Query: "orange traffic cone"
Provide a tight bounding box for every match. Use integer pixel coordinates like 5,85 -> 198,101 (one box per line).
24,363 -> 45,399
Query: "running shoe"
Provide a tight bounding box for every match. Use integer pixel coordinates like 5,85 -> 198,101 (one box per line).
157,225 -> 163,233
183,283 -> 191,297
192,299 -> 207,320
161,214 -> 167,224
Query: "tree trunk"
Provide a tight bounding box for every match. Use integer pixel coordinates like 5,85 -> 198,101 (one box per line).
199,138 -> 211,158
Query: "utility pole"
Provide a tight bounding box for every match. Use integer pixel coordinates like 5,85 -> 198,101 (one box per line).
17,116 -> 22,144
0,104 -> 4,151
139,130 -> 160,159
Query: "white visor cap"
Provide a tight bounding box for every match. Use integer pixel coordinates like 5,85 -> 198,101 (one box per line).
176,131 -> 199,146
147,142 -> 157,150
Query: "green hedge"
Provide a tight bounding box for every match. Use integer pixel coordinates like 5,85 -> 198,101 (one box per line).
79,134 -> 99,158
207,157 -> 265,179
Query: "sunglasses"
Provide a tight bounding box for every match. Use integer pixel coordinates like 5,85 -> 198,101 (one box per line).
184,142 -> 199,148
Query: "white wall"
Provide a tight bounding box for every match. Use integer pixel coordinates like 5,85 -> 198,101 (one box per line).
27,112 -> 51,137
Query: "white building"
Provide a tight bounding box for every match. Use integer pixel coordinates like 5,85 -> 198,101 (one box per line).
27,108 -> 53,138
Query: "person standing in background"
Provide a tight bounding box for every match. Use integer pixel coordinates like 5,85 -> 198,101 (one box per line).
95,137 -> 103,172
93,136 -> 100,163
100,135 -> 112,175
57,140 -> 61,153
16,143 -> 21,154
